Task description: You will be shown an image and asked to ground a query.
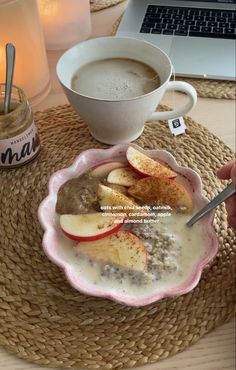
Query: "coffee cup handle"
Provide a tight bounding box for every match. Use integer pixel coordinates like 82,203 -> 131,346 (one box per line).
147,81 -> 197,121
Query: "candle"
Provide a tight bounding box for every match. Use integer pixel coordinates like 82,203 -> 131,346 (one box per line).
38,0 -> 91,50
0,0 -> 50,106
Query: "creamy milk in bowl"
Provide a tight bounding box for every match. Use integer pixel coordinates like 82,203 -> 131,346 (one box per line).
38,144 -> 218,307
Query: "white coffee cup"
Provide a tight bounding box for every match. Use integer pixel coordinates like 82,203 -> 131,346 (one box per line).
57,36 -> 197,145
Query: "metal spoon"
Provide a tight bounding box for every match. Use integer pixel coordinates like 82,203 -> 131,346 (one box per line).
3,43 -> 15,115
186,182 -> 236,227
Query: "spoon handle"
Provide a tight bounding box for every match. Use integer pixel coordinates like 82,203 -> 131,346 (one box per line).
4,43 -> 15,115
186,182 -> 236,227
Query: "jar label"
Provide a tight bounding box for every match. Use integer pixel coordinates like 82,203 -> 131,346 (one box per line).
0,121 -> 40,168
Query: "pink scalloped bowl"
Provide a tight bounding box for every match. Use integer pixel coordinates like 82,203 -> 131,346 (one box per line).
38,144 -> 219,307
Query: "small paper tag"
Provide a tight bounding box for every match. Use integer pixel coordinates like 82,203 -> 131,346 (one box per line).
168,117 -> 186,136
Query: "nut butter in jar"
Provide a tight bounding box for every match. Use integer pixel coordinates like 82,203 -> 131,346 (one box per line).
0,84 -> 40,169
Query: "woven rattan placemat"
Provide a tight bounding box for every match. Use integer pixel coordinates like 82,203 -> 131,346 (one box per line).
112,16 -> 236,100
0,104 -> 235,369
90,0 -> 125,12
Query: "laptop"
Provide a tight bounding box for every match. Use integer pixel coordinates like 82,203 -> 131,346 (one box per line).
116,0 -> 236,80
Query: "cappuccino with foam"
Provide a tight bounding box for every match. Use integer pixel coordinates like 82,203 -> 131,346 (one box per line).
71,58 -> 160,100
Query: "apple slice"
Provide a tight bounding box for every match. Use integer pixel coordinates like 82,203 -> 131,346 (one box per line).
60,213 -> 125,241
76,231 -> 147,272
98,184 -> 143,219
90,161 -> 125,178
126,146 -> 176,179
107,167 -> 140,187
128,177 -> 193,213
107,183 -> 128,195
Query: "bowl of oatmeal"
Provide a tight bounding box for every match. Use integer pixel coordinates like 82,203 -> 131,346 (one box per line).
38,144 -> 218,307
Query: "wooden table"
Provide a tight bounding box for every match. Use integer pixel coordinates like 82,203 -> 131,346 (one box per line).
0,2 -> 235,370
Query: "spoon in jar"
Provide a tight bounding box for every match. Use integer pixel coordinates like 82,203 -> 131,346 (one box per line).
186,182 -> 236,227
3,43 -> 15,115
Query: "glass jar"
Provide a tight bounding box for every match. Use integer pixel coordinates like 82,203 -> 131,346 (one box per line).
0,84 -> 40,169
38,0 -> 91,50
0,0 -> 50,106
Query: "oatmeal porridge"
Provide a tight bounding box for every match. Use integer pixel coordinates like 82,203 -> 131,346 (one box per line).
54,147 -> 207,299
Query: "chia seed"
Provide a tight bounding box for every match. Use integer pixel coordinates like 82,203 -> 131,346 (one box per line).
67,171 -> 182,287
75,221 -> 181,286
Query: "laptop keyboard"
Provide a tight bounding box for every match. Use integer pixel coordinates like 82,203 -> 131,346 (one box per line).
140,5 -> 236,39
